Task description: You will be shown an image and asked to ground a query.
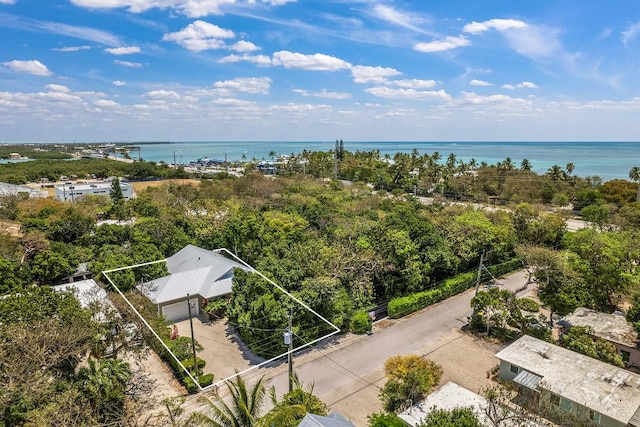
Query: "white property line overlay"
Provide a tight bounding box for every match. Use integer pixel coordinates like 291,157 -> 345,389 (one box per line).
102,247 -> 341,393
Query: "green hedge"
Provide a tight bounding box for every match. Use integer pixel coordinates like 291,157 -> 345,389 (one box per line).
388,259 -> 522,319
350,311 -> 372,334
184,373 -> 215,393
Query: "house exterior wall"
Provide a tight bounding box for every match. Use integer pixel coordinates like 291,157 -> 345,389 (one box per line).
612,342 -> 640,368
159,295 -> 203,322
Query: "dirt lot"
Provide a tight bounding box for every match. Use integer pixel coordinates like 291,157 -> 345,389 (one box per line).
130,179 -> 201,192
0,220 -> 22,237
326,329 -> 504,425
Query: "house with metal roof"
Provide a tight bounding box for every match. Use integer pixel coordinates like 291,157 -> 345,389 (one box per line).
560,307 -> 640,368
496,335 -> 640,427
138,245 -> 251,322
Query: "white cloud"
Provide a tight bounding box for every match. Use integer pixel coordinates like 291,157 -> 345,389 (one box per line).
70,0 -> 296,17
105,46 -> 140,55
351,65 -> 401,83
212,98 -> 258,107
622,21 -> 640,47
365,87 -> 451,101
51,45 -> 92,52
45,84 -> 71,92
464,19 -> 527,34
470,79 -> 493,87
2,60 -> 52,76
218,53 -> 273,66
36,91 -> 82,103
94,99 -> 120,107
518,81 -> 538,88
392,79 -> 436,89
213,77 -> 271,94
463,18 -> 560,61
371,4 -> 430,34
143,90 -> 181,99
272,51 -> 351,71
460,91 -> 532,106
114,60 -> 142,68
162,20 -> 235,51
112,80 -> 127,86
230,40 -> 260,52
414,36 -> 470,53
293,89 -> 351,99
0,0 -> 17,4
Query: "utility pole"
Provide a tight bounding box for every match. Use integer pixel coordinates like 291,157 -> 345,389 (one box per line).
284,308 -> 294,392
187,293 -> 198,381
474,250 -> 485,296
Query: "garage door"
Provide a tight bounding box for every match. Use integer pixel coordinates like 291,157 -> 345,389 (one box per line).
161,299 -> 199,322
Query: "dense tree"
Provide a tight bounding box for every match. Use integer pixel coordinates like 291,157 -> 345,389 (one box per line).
561,326 -> 624,367
368,412 -> 406,427
563,229 -> 639,310
380,355 -> 442,412
517,245 -> 588,323
418,407 -> 481,427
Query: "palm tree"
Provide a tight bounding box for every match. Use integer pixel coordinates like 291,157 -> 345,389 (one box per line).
630,166 -> 640,202
469,158 -> 477,170
520,159 -> 532,171
189,374 -> 266,427
565,162 -> 575,176
259,377 -> 328,427
547,165 -> 566,183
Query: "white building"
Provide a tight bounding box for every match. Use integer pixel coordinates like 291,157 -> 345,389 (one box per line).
54,180 -> 134,202
496,335 -> 640,427
0,182 -> 47,198
139,245 -> 251,322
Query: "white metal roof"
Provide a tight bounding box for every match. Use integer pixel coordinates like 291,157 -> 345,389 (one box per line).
139,245 -> 250,304
496,335 -> 640,424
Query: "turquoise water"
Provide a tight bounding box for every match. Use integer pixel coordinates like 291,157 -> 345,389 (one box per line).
122,141 -> 639,181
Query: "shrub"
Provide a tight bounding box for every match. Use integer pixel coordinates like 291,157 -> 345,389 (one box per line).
180,357 -> 206,375
350,311 -> 372,334
184,373 -> 214,393
516,297 -> 540,312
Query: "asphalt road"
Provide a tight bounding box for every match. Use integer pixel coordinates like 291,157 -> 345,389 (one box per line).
261,269 -> 532,421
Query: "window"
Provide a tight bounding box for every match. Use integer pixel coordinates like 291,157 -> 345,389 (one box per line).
510,364 -> 520,374
560,397 -> 572,412
549,393 -> 560,406
589,410 -> 601,424
621,350 -> 630,364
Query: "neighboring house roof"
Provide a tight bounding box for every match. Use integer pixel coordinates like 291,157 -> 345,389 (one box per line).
398,382 -> 543,427
399,382 -> 487,426
139,245 -> 251,304
496,335 -> 640,425
52,279 -> 115,322
560,307 -> 638,349
298,412 -> 355,427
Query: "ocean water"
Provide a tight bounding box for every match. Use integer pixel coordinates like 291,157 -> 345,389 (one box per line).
123,141 -> 639,181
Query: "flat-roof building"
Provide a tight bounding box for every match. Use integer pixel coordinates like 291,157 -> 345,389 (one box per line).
560,307 -> 640,367
0,182 -> 47,198
496,335 -> 640,427
54,180 -> 134,202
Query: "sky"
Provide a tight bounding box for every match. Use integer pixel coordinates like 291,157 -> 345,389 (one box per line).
1,0 -> 640,142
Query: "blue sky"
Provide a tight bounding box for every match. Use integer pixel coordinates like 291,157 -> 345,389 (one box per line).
1,0 -> 640,142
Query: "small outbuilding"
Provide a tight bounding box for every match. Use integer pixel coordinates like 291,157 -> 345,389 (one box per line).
139,245 -> 251,322
298,412 -> 355,427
